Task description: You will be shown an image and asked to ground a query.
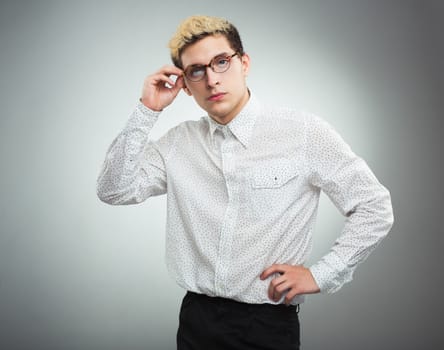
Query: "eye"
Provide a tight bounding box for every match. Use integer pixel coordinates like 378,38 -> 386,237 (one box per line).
215,56 -> 229,68
188,65 -> 205,79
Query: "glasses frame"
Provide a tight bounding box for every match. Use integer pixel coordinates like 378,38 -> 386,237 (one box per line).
183,52 -> 239,82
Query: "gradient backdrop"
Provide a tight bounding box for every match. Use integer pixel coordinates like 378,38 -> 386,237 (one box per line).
1,0 -> 443,349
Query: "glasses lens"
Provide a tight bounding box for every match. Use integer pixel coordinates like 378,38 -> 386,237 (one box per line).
185,53 -> 237,81
186,66 -> 206,81
212,55 -> 231,73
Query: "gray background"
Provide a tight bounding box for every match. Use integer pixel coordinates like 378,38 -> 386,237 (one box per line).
1,0 -> 443,349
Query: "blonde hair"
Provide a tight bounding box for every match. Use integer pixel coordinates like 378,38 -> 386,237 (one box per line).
168,15 -> 244,68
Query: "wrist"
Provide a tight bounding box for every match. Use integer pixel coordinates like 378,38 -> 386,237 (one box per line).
139,97 -> 163,112
136,100 -> 162,118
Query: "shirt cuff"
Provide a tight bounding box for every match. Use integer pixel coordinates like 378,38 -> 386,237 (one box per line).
125,101 -> 162,131
309,253 -> 353,294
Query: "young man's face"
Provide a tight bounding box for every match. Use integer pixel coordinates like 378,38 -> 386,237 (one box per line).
180,35 -> 250,125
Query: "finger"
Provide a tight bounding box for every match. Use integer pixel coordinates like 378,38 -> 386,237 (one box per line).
150,74 -> 177,88
271,280 -> 294,302
158,65 -> 184,77
168,74 -> 185,92
168,77 -> 184,97
268,275 -> 287,301
284,288 -> 300,305
270,283 -> 288,302
275,280 -> 292,295
175,75 -> 185,89
260,264 -> 287,280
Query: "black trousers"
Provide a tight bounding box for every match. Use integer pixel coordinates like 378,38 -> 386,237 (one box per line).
177,291 -> 300,350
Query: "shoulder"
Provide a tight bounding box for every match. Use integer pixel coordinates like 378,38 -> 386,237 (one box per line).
173,117 -> 209,137
153,116 -> 208,158
256,102 -> 345,147
266,105 -> 337,134
257,103 -> 318,130
162,116 -> 209,137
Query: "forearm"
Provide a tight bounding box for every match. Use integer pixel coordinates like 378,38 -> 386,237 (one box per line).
304,114 -> 394,293
96,102 -> 165,205
310,178 -> 394,293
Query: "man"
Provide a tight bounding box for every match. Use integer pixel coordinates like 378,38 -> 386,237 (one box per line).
97,15 -> 393,350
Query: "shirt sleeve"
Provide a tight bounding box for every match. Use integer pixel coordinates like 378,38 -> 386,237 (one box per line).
96,101 -> 173,205
306,115 -> 394,293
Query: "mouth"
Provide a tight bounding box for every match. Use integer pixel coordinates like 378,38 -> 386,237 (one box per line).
208,92 -> 226,101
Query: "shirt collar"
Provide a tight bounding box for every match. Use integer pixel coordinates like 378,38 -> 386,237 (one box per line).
207,92 -> 260,148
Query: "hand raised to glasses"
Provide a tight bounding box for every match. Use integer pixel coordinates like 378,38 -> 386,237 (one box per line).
140,65 -> 185,112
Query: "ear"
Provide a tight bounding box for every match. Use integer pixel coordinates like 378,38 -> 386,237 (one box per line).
180,77 -> 192,96
183,85 -> 192,96
241,53 -> 251,76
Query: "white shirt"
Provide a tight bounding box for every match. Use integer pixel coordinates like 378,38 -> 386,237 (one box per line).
96,94 -> 393,305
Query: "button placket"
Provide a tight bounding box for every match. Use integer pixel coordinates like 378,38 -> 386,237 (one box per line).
214,131 -> 240,295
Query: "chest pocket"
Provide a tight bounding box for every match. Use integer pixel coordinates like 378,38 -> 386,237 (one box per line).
247,160 -> 300,219
251,160 -> 298,189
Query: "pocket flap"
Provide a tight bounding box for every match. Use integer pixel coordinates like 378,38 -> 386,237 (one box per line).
252,161 -> 298,189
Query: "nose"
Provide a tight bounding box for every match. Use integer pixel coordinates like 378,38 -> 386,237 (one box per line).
205,67 -> 219,87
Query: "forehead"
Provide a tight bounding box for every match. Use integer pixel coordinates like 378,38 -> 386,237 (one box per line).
181,35 -> 232,67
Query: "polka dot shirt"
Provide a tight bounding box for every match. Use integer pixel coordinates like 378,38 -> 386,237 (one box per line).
97,94 -> 394,305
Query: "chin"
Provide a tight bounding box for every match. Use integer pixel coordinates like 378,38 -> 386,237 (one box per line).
206,103 -> 229,117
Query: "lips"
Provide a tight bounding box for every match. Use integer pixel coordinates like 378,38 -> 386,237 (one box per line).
208,92 -> 226,101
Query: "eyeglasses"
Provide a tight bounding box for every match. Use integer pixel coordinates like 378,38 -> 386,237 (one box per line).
183,52 -> 239,82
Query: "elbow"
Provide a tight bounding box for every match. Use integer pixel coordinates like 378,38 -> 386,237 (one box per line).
96,179 -> 127,205
96,173 -> 164,205
379,187 -> 395,236
96,189 -> 134,205
95,172 -> 140,205
386,201 -> 394,230
353,186 -> 394,238
96,172 -> 116,204
386,201 -> 394,234
96,182 -> 148,205
96,185 -> 117,205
